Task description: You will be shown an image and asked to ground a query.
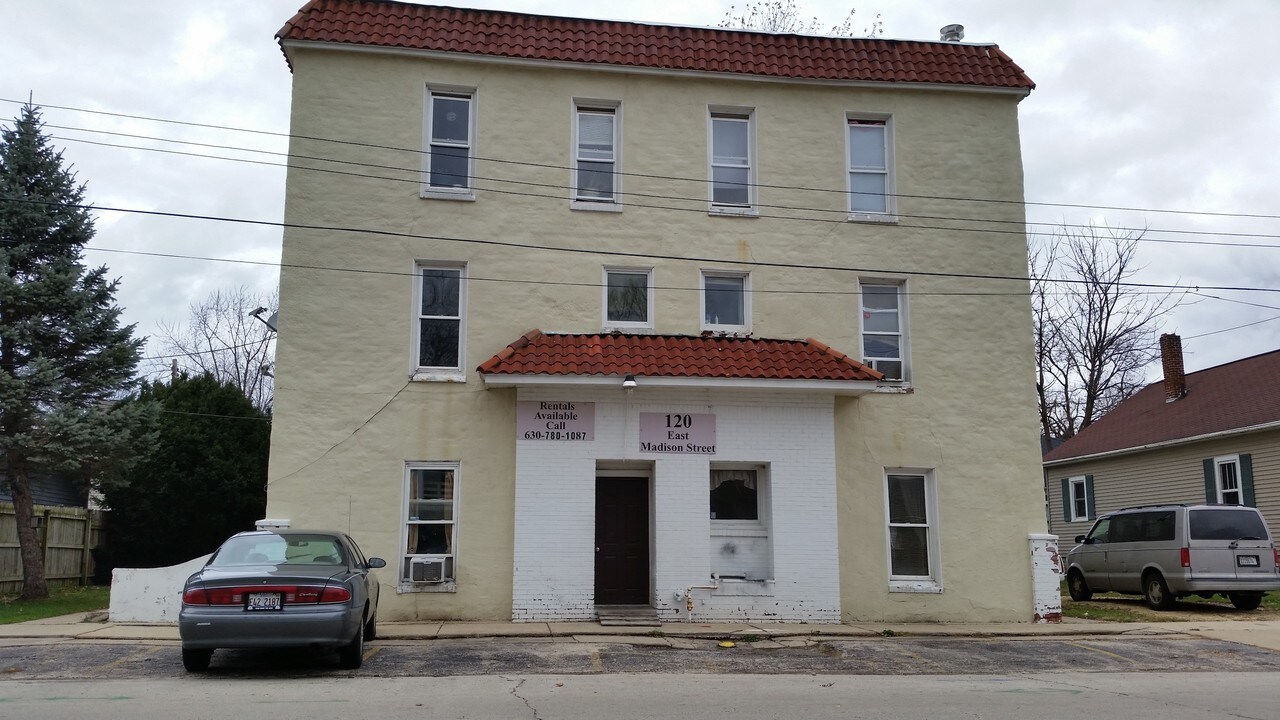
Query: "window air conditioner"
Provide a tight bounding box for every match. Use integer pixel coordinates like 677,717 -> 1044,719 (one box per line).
410,557 -> 445,583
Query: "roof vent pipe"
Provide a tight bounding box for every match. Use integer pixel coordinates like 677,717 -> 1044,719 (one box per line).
940,24 -> 964,42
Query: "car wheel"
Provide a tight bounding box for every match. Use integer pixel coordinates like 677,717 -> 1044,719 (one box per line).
364,611 -> 377,641
337,626 -> 364,669
1229,593 -> 1263,611
182,648 -> 213,672
1066,569 -> 1093,601
1142,572 -> 1175,610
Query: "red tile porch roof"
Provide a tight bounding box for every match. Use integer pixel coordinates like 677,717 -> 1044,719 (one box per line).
278,1 -> 1034,90
477,330 -> 883,382
1043,349 -> 1280,463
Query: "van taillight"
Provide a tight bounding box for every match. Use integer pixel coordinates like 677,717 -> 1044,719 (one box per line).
1180,547 -> 1191,568
1274,548 -> 1279,568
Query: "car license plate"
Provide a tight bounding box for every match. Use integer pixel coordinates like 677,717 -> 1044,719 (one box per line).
246,592 -> 282,610
1237,555 -> 1259,567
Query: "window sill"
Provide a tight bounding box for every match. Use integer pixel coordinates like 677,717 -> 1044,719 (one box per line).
701,327 -> 751,336
872,383 -> 913,394
571,200 -> 623,213
603,324 -> 654,333
889,580 -> 943,594
421,188 -> 476,201
708,206 -> 759,218
397,581 -> 457,593
411,369 -> 467,383
847,212 -> 898,224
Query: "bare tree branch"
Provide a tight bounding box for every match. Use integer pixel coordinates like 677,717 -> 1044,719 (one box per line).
1031,224 -> 1186,442
149,287 -> 276,411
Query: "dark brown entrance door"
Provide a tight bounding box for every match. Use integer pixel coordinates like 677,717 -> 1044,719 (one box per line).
594,477 -> 649,605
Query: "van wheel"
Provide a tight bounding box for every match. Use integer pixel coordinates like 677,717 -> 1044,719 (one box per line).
1229,593 -> 1262,611
1142,572 -> 1175,610
1066,569 -> 1093,601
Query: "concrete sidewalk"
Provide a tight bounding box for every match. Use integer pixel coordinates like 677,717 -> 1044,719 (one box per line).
4,613 -> 1280,653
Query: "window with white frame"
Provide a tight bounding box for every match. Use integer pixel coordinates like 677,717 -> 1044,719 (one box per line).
710,466 -> 771,580
424,89 -> 474,195
403,463 -> 459,588
847,116 -> 894,218
415,264 -> 465,374
702,271 -> 749,332
709,111 -> 754,211
574,104 -> 618,205
860,282 -> 906,381
1069,476 -> 1089,521
885,470 -> 939,591
1215,455 -> 1242,505
603,267 -> 652,329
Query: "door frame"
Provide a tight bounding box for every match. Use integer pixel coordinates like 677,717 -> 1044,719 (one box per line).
594,468 -> 653,606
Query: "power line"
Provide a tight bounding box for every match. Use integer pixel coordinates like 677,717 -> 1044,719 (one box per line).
7,195 -> 1278,294
41,126 -> 1280,247
10,96 -> 1280,222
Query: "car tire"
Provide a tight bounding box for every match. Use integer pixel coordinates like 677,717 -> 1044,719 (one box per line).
1229,593 -> 1263,611
364,611 -> 377,641
182,648 -> 213,672
337,626 -> 364,669
1066,569 -> 1093,601
1142,571 -> 1175,610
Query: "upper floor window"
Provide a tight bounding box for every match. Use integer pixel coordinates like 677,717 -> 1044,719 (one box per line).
415,263 -> 465,378
603,267 -> 652,330
702,271 -> 750,333
574,103 -> 619,207
424,89 -> 474,198
709,110 -> 755,214
847,116 -> 895,220
860,282 -> 907,381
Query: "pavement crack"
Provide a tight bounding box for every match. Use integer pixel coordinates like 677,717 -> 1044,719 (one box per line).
502,676 -> 541,720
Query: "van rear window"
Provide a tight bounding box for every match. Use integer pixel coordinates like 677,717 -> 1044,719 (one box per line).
1189,509 -> 1269,540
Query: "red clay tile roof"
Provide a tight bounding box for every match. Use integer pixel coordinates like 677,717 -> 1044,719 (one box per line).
478,330 -> 883,381
278,1 -> 1034,90
1044,349 -> 1280,463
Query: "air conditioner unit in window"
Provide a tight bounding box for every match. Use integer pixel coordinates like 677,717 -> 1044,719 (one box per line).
410,557 -> 445,583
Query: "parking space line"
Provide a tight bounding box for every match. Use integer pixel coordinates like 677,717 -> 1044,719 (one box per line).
362,646 -> 382,662
1063,641 -> 1138,663
590,650 -> 603,672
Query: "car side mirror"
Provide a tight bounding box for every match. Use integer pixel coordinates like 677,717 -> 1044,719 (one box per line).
366,557 -> 387,569
1074,535 -> 1088,544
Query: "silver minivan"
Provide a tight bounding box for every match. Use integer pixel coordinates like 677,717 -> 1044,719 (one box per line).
1065,504 -> 1280,610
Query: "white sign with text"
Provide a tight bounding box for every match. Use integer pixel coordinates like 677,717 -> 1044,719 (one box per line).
639,412 -> 716,454
516,401 -> 595,441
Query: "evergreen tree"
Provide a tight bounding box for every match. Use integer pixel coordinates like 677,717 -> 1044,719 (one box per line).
0,104 -> 147,599
98,373 -> 269,569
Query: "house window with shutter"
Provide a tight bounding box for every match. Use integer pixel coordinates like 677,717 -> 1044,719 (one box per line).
1205,454 -> 1254,506
1062,475 -> 1094,522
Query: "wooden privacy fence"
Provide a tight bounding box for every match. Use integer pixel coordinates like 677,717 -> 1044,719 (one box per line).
0,502 -> 107,594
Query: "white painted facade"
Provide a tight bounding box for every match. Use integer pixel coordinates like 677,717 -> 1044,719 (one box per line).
512,388 -> 840,622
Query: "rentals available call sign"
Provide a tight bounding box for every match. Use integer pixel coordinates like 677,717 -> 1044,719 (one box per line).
516,401 -> 595,441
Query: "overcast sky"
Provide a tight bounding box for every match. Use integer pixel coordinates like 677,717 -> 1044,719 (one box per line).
5,0 -> 1278,380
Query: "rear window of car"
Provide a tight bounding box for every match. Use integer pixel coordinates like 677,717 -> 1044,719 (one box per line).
210,534 -> 347,566
1189,509 -> 1270,541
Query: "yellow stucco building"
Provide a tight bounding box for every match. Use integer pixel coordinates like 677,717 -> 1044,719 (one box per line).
268,1 -> 1052,623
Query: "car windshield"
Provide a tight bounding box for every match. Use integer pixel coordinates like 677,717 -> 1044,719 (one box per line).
1189,509 -> 1269,541
209,534 -> 346,566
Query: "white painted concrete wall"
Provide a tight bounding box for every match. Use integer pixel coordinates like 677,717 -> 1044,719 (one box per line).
108,554 -> 210,624
512,387 -> 841,623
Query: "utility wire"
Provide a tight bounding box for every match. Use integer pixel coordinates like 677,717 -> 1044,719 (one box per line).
7,194 -> 1278,294
10,96 -> 1280,222
37,122 -> 1280,243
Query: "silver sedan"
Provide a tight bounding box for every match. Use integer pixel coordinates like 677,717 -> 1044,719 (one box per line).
179,529 -> 385,671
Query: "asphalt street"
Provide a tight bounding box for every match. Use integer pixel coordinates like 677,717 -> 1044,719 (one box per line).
2,635 -> 1280,679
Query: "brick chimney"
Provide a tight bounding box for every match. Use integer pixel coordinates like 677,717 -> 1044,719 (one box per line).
1160,333 -> 1186,402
